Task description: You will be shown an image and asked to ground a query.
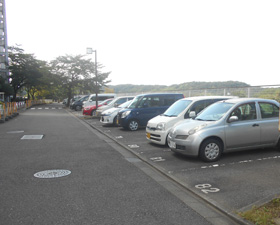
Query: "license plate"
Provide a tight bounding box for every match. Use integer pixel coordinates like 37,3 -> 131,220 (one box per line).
168,141 -> 176,149
146,133 -> 151,139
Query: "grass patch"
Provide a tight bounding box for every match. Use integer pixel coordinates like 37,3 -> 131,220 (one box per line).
240,197 -> 280,225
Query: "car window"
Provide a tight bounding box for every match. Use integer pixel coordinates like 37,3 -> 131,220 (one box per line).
164,99 -> 192,117
259,102 -> 279,119
137,96 -> 160,108
229,103 -> 257,121
116,98 -> 127,105
195,102 -> 234,121
185,100 -> 213,118
150,97 -> 160,107
162,96 -> 176,106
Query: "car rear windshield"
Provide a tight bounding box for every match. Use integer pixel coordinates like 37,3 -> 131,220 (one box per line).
195,102 -> 234,121
163,99 -> 192,117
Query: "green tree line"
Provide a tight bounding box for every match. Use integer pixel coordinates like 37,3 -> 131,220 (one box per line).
0,46 -> 111,106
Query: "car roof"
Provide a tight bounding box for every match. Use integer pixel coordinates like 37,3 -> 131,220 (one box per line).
221,98 -> 279,105
180,96 -> 236,101
136,93 -> 183,97
116,96 -> 134,99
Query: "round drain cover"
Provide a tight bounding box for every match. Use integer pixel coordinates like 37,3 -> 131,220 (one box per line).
34,170 -> 71,178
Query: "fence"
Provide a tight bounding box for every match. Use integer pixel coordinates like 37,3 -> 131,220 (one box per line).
0,100 -> 46,123
117,85 -> 280,101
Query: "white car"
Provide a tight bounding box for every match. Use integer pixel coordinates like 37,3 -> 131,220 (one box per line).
82,93 -> 116,108
100,100 -> 132,125
146,96 -> 236,145
96,96 -> 134,117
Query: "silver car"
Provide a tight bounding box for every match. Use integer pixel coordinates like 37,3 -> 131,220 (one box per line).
167,98 -> 280,162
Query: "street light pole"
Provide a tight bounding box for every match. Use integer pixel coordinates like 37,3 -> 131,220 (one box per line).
86,47 -> 99,111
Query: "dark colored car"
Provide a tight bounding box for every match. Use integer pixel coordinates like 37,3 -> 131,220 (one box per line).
116,93 -> 184,131
70,95 -> 89,111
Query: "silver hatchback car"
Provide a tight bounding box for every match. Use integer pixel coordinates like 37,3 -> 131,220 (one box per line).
168,98 -> 280,162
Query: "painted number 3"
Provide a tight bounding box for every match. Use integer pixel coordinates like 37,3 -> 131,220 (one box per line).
195,184 -> 220,194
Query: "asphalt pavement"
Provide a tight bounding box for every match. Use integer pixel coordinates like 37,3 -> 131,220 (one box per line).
72,105 -> 280,224
0,103 -> 243,225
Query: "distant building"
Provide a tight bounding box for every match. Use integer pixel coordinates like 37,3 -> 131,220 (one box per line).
0,0 -> 8,82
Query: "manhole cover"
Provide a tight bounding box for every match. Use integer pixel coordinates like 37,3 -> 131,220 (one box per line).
21,135 -> 44,140
34,170 -> 71,178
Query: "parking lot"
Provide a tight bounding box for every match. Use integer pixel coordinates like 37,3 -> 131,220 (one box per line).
72,109 -> 280,215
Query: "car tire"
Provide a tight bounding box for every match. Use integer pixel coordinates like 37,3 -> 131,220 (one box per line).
165,133 -> 170,146
128,120 -> 139,131
199,138 -> 223,162
75,105 -> 82,111
277,138 -> 280,151
113,116 -> 117,126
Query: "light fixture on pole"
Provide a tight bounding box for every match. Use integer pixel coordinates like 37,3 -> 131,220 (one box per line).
86,48 -> 97,79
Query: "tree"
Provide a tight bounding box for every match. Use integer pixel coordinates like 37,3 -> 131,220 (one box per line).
0,77 -> 13,98
8,46 -> 46,100
50,54 -> 111,107
50,55 -> 93,106
82,61 -> 111,108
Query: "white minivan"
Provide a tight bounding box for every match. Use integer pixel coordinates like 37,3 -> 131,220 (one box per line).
146,96 -> 235,145
83,93 -> 116,108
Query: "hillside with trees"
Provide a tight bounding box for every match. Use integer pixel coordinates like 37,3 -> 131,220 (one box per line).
109,81 -> 250,93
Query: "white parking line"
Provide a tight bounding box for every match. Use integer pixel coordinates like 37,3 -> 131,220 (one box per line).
168,155 -> 280,173
128,144 -> 139,149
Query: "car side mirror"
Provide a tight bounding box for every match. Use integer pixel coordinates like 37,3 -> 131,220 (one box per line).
228,116 -> 238,123
189,111 -> 196,119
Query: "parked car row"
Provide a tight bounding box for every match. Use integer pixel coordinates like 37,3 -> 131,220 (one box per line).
167,98 -> 280,162
70,94 -> 116,111
83,98 -> 113,116
94,95 -> 280,163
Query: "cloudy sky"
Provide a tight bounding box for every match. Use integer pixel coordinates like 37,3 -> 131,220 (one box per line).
5,0 -> 280,86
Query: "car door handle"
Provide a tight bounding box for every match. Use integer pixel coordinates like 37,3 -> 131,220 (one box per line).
252,124 -> 259,127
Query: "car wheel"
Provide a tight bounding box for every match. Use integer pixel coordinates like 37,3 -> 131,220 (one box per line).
113,116 -> 117,126
199,138 -> 222,162
128,120 -> 139,131
277,138 -> 280,151
165,133 -> 170,146
75,105 -> 82,111
91,110 -> 96,116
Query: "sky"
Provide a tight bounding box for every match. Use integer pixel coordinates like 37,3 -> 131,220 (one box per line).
5,0 -> 280,86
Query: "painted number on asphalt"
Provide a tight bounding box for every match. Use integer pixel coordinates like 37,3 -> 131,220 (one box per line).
195,184 -> 220,194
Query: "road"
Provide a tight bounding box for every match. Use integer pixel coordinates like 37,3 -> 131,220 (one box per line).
0,103 -> 242,225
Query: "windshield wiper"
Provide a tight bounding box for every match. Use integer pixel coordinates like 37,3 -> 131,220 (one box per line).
195,118 -> 205,121
164,114 -> 177,117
